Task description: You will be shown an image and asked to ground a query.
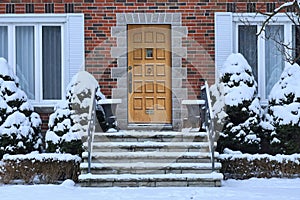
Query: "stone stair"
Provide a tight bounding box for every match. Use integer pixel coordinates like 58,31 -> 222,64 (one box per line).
78,130 -> 223,187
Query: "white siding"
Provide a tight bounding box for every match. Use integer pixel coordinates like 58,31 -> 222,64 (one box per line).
215,12 -> 233,80
66,14 -> 85,84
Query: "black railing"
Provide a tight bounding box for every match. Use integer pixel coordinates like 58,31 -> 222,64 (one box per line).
87,88 -> 97,174
201,81 -> 216,172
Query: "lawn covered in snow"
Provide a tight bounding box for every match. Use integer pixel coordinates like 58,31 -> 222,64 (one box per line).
0,178 -> 299,200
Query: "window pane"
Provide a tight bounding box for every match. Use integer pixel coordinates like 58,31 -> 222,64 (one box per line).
16,26 -> 35,99
238,25 -> 258,81
265,25 -> 284,99
292,25 -> 300,65
0,26 -> 8,60
42,26 -> 62,100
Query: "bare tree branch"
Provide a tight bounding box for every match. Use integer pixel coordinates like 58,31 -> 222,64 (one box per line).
257,1 -> 299,36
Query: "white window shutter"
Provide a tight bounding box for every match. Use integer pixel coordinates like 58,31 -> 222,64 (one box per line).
214,12 -> 233,79
66,14 -> 85,84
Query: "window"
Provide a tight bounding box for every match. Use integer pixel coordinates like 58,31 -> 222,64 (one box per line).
42,26 -> 62,100
292,25 -> 300,65
215,13 -> 298,103
4,24 -> 62,102
0,26 -> 8,60
238,25 -> 258,81
264,25 -> 284,99
16,26 -> 35,99
238,24 -> 286,100
237,24 -> 287,101
0,14 -> 84,106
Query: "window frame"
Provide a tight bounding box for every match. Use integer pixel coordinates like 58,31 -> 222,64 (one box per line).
232,13 -> 294,104
0,14 -> 75,106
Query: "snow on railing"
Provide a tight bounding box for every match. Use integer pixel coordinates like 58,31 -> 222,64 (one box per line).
87,88 -> 97,174
201,81 -> 216,172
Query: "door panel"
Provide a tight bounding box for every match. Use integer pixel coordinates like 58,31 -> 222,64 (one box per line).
128,25 -> 172,124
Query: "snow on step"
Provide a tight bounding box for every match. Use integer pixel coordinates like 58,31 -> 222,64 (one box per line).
79,173 -> 223,187
88,131 -> 209,142
96,131 -> 208,138
82,151 -> 215,164
84,141 -> 211,148
80,162 -> 221,170
82,151 -> 217,159
79,172 -> 223,181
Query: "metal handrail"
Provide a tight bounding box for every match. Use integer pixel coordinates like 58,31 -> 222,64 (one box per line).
87,88 -> 97,174
201,81 -> 216,172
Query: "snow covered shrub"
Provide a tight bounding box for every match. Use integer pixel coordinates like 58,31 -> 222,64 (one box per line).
213,54 -> 263,153
45,71 -> 104,155
0,58 -> 43,159
266,64 -> 300,154
45,101 -> 81,155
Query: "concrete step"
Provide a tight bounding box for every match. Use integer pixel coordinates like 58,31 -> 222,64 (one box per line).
80,162 -> 221,175
84,141 -> 212,152
82,152 -> 216,163
79,173 -> 223,187
80,130 -> 221,187
82,131 -> 208,143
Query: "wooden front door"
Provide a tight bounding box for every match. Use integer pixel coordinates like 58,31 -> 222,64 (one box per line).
128,25 -> 172,124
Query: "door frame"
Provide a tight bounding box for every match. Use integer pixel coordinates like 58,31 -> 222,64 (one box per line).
111,13 -> 188,131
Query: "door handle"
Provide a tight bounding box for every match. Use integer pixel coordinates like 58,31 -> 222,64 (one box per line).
128,71 -> 132,93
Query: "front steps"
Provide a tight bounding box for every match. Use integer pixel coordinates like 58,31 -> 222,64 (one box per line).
79,131 -> 223,187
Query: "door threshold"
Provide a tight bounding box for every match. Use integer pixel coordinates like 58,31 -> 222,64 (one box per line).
127,124 -> 173,131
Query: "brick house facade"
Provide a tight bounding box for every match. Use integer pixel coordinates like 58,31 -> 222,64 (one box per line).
0,1 -> 292,131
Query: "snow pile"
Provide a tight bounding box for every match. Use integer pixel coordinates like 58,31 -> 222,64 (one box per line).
60,179 -> 76,187
45,71 -> 105,155
0,58 -> 42,159
212,54 -> 263,154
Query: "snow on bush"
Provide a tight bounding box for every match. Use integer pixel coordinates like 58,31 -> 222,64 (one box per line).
266,63 -> 300,154
212,53 -> 263,154
45,71 -> 105,155
0,58 -> 42,159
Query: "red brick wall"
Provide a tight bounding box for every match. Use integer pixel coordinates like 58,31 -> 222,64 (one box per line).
0,0 -> 285,130
0,1 -> 284,96
39,112 -> 51,133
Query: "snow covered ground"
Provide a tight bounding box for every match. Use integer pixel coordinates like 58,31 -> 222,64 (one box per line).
0,178 -> 299,200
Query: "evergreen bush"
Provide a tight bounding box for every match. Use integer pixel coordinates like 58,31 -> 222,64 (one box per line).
213,54 -> 263,153
0,58 -> 43,159
45,71 -> 105,155
266,64 -> 300,154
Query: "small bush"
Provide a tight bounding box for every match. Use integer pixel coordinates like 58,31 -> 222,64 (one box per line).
218,150 -> 300,179
0,153 -> 81,184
